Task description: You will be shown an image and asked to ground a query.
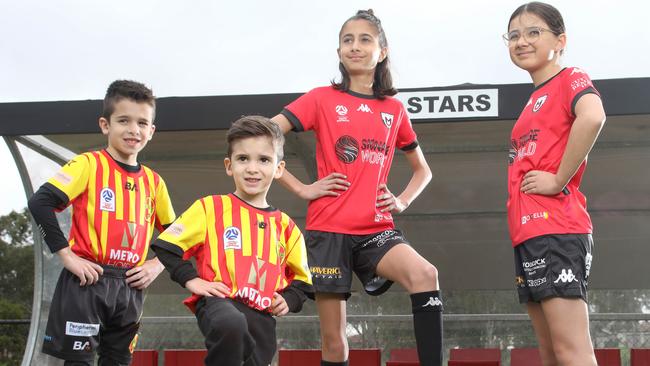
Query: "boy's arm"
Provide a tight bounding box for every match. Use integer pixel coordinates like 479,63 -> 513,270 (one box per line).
28,184 -> 104,285
152,242 -> 231,297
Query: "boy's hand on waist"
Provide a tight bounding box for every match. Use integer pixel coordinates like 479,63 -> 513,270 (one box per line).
271,292 -> 288,317
299,173 -> 350,201
57,247 -> 103,286
126,258 -> 165,290
185,278 -> 230,298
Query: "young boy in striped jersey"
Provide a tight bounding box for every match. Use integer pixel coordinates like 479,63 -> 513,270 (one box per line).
153,116 -> 312,366
28,80 -> 176,365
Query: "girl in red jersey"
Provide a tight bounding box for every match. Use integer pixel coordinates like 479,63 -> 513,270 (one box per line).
504,2 -> 606,365
272,9 -> 442,366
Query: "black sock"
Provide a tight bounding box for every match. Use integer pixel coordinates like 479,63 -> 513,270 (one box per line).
410,291 -> 443,366
321,361 -> 348,366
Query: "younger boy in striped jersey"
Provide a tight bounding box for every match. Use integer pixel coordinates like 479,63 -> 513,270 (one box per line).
153,116 -> 312,366
29,80 -> 176,365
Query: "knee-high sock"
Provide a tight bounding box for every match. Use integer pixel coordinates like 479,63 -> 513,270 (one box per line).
410,291 -> 443,366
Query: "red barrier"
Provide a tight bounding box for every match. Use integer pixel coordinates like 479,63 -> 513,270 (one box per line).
631,348 -> 650,366
278,348 -> 381,366
510,348 -> 542,366
594,348 -> 621,366
130,350 -> 158,366
163,349 -> 207,366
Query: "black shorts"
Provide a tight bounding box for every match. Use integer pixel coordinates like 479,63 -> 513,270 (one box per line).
42,266 -> 143,363
514,234 -> 593,304
196,297 -> 276,366
305,229 -> 409,299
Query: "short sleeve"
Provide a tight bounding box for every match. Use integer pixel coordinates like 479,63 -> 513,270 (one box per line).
395,105 -> 418,151
157,199 -> 208,253
564,67 -> 600,117
47,153 -> 91,203
282,219 -> 312,285
154,176 -> 176,230
281,88 -> 321,132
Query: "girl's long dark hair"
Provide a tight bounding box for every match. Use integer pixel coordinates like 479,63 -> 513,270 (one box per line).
332,9 -> 397,99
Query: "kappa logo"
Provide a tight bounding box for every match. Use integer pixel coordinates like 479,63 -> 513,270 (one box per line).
554,269 -> 578,283
100,187 -> 115,212
422,296 -> 443,308
223,226 -> 242,250
570,67 -> 586,75
532,95 -> 548,113
526,98 -> 533,107
336,105 -> 349,122
357,103 -> 373,113
380,112 -> 394,128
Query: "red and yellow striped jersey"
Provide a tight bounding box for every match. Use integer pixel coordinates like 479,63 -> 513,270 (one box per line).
48,150 -> 176,267
157,193 -> 312,313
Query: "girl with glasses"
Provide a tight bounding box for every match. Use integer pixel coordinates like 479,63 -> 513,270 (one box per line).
505,2 -> 606,366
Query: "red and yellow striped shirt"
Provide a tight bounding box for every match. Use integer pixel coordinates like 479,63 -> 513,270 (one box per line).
157,193 -> 312,313
48,150 -> 175,267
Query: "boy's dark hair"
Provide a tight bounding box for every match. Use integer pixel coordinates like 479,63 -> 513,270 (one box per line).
508,2 -> 565,37
227,116 -> 285,160
102,80 -> 156,120
332,9 -> 397,99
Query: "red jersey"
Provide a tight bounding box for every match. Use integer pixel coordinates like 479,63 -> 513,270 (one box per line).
507,67 -> 600,246
48,150 -> 176,266
282,86 -> 418,234
156,194 -> 312,313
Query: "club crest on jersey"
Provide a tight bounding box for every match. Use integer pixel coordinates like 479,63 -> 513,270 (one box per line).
100,187 -> 115,212
223,226 -> 242,250
335,105 -> 349,122
380,112 -> 394,128
532,95 -> 548,113
144,197 -> 154,222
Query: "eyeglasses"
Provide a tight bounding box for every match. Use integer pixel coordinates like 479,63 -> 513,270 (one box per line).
502,26 -> 557,46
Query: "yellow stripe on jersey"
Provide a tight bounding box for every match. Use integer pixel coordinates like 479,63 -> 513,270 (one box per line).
221,195 -> 237,296
138,176 -> 146,226
98,153 -> 110,260
140,168 -> 157,266
204,197 -> 222,282
256,213 -> 264,258
127,177 -> 136,223
240,206 -> 252,257
86,153 -> 99,259
268,216 -> 278,265
115,173 -> 123,221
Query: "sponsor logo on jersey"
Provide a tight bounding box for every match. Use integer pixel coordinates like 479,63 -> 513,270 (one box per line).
511,129 -> 540,164
166,222 -> 185,236
53,170 -> 73,185
72,341 -> 91,352
65,321 -> 100,337
124,181 -> 138,192
335,105 -> 349,122
235,286 -> 272,309
571,77 -> 591,91
357,103 -> 373,113
335,135 -> 359,163
522,258 -> 546,268
380,112 -> 394,128
521,211 -> 549,225
532,94 -> 547,113
554,268 -> 578,283
100,187 -> 116,212
223,226 -> 242,250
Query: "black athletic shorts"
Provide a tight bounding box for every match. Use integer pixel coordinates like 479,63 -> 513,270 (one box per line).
42,266 -> 143,363
305,229 -> 409,299
514,234 -> 593,304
